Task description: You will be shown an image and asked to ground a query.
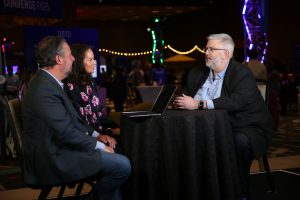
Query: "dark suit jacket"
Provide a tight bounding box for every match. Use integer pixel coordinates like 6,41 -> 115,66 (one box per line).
22,69 -> 102,185
183,59 -> 274,158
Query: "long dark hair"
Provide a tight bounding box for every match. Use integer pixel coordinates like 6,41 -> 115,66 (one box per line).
68,43 -> 93,85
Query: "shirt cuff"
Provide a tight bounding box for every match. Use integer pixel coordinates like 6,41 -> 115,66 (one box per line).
96,141 -> 105,150
92,130 -> 100,138
206,100 -> 215,109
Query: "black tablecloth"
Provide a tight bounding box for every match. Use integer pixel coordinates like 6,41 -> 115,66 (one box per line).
120,110 -> 241,200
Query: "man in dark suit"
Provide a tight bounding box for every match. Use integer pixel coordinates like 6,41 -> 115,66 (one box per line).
174,33 -> 273,199
22,36 -> 131,200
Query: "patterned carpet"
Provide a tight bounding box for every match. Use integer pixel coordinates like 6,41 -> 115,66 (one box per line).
268,112 -> 300,158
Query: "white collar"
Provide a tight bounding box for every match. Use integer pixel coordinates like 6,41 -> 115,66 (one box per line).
40,68 -> 64,89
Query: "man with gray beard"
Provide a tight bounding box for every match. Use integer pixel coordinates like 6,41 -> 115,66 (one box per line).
174,33 -> 274,200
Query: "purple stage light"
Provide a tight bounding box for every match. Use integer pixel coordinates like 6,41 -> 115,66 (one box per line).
242,0 -> 268,63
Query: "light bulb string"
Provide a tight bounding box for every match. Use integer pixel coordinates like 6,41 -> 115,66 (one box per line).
99,45 -> 205,56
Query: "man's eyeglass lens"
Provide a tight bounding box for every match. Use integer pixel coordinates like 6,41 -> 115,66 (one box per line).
205,47 -> 226,52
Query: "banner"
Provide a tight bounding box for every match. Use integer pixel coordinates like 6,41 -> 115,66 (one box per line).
24,26 -> 100,78
0,0 -> 63,18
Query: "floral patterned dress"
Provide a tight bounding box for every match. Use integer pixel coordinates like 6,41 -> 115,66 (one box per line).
65,80 -> 116,133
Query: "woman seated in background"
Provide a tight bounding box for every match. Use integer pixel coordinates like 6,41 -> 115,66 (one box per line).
64,43 -> 119,150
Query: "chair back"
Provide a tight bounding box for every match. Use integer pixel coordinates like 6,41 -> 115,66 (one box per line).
256,78 -> 269,105
0,95 -> 9,159
5,98 -> 24,172
254,79 -> 276,192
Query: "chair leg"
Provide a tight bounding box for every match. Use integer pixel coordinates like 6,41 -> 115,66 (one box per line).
262,154 -> 276,193
57,184 -> 67,199
38,187 -> 52,200
258,158 -> 264,171
75,182 -> 84,197
76,180 -> 96,196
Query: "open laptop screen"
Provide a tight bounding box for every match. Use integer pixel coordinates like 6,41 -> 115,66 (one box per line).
151,85 -> 176,114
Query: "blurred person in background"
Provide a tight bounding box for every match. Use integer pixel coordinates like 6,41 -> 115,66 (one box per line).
152,63 -> 167,85
244,49 -> 267,80
5,65 -> 20,99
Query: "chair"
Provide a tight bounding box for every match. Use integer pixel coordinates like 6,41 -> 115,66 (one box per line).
1,94 -> 17,159
5,98 -> 94,199
255,79 -> 276,193
0,95 -> 9,159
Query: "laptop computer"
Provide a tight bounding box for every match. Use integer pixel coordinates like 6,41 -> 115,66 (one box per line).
136,86 -> 162,103
122,85 -> 176,118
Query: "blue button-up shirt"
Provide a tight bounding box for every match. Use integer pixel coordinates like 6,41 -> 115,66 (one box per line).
194,67 -> 227,109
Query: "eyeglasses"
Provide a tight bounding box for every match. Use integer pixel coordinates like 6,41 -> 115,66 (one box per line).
204,47 -> 227,53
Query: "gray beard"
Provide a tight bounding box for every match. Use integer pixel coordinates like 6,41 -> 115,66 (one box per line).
205,63 -> 217,70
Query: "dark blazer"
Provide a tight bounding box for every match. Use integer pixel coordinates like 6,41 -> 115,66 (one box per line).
22,69 -> 102,185
183,59 -> 274,158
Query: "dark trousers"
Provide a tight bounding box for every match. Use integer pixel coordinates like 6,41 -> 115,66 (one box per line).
90,152 -> 131,200
234,133 -> 253,199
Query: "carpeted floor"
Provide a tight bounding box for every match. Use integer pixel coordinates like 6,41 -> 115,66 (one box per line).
267,114 -> 300,158
0,111 -> 300,197
0,159 -> 24,190
1,169 -> 300,200
250,169 -> 300,200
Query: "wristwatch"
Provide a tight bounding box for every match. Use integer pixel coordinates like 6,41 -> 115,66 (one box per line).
104,128 -> 112,135
198,101 -> 204,110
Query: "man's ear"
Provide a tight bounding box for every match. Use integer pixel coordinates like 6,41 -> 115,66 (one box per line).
224,49 -> 230,58
55,54 -> 63,65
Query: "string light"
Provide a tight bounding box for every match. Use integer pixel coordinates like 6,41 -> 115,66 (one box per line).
151,30 -> 157,62
166,45 -> 205,54
99,45 -> 205,57
149,17 -> 164,64
99,49 -> 152,56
